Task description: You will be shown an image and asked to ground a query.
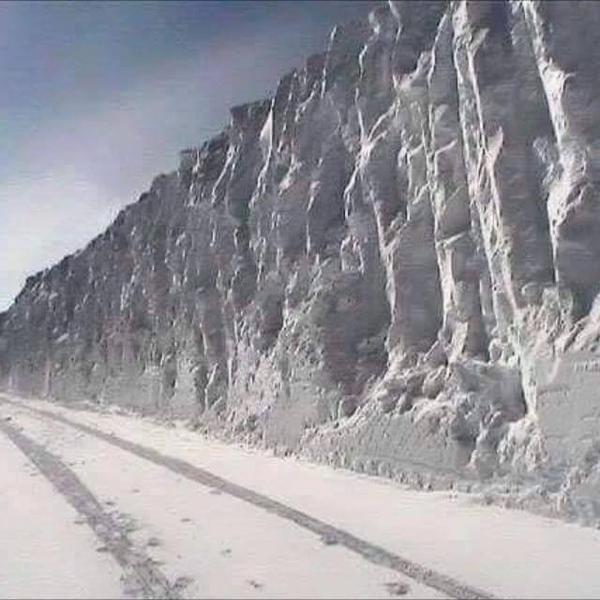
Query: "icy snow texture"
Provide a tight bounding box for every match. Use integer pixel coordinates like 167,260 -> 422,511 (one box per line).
3,0 -> 600,520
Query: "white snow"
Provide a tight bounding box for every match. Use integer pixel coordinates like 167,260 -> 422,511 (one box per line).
54,333 -> 69,344
4,394 -> 600,598
0,399 -> 438,599
0,425 -> 123,599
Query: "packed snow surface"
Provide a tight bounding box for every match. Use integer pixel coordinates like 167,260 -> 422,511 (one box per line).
2,394 -> 600,598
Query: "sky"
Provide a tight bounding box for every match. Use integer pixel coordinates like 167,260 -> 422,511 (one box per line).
0,0 -> 376,311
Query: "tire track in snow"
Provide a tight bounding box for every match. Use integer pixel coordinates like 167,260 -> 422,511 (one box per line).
1,398 -> 497,600
0,417 -> 181,600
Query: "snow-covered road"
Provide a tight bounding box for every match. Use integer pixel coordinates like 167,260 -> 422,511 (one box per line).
1,394 -> 600,599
